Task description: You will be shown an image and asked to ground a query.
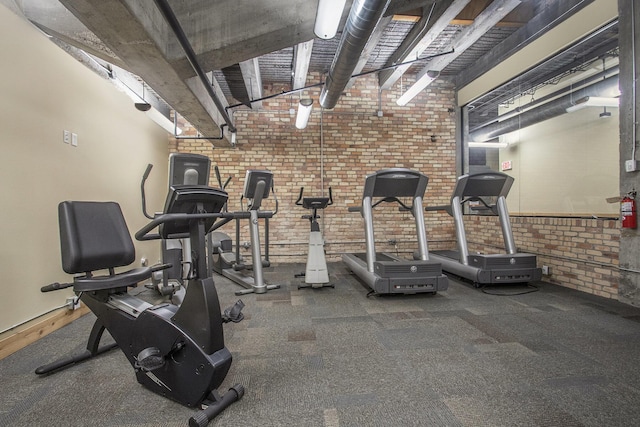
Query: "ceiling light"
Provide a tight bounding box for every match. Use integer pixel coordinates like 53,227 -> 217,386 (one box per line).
468,141 -> 508,148
295,98 -> 314,129
135,102 -> 151,112
314,0 -> 347,39
396,70 -> 440,106
599,107 -> 612,118
112,77 -> 183,135
566,96 -> 619,113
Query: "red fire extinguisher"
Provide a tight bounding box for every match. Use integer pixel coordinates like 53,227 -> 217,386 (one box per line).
621,191 -> 637,229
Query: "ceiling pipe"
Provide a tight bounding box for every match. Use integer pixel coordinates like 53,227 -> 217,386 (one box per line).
319,0 -> 391,109
469,74 -> 620,142
152,0 -> 236,134
470,64 -> 620,132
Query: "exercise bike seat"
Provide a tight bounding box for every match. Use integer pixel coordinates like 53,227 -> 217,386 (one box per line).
58,201 -> 152,291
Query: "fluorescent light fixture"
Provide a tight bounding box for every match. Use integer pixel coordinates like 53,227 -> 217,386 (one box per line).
396,70 -> 440,106
295,98 -> 314,129
468,141 -> 508,148
314,0 -> 347,39
566,96 -> 619,113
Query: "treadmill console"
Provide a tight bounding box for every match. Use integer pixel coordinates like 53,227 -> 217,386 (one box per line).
455,171 -> 514,199
363,168 -> 429,199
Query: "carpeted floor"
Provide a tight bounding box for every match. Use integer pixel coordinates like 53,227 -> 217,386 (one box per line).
2,262 -> 640,426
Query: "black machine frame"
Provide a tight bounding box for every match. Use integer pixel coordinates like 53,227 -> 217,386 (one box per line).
38,185 -> 245,426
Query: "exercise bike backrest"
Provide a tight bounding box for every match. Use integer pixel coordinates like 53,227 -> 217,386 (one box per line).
58,201 -> 138,275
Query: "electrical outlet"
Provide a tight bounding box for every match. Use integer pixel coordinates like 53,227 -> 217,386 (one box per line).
66,297 -> 80,310
542,265 -> 551,275
63,130 -> 71,144
625,160 -> 640,172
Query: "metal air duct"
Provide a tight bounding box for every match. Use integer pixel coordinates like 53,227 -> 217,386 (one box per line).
469,74 -> 620,142
319,0 -> 390,109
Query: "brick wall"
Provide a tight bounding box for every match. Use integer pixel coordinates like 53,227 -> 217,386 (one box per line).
463,215 -> 620,299
173,73 -> 458,263
170,72 -> 620,300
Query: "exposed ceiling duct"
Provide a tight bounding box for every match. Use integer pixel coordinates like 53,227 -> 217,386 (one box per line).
470,65 -> 620,132
319,0 -> 390,109
469,73 -> 620,142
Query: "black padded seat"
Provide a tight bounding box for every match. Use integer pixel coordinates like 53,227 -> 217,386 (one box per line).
58,201 -> 152,292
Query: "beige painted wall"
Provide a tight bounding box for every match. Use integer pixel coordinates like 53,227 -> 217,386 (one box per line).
457,0 -> 619,105
499,108 -> 620,215
0,6 -> 169,333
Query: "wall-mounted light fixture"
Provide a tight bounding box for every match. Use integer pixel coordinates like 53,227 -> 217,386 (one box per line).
565,96 -> 619,113
112,77 -> 183,135
396,70 -> 440,106
314,0 -> 347,39
295,98 -> 314,129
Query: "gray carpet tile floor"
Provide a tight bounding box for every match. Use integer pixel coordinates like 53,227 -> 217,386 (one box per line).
2,262 -> 640,426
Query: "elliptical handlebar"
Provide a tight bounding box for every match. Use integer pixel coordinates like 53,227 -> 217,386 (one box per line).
214,166 -> 233,191
141,164 -> 155,220
295,187 -> 304,206
215,165 -> 222,188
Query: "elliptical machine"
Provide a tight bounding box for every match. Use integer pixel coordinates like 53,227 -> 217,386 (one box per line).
294,187 -> 334,289
209,169 -> 280,295
140,153 -> 211,300
37,184 -> 245,426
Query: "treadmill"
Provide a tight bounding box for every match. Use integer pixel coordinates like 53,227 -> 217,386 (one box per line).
426,170 -> 542,286
342,168 -> 448,295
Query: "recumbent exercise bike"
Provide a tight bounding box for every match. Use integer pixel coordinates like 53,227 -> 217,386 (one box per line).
37,184 -> 245,426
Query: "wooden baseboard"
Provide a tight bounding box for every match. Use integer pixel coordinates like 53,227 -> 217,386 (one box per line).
0,305 -> 90,360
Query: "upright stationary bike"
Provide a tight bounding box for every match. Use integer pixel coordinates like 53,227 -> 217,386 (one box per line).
37,184 -> 245,426
295,187 -> 334,289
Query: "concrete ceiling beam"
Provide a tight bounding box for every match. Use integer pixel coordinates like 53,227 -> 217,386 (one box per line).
57,0 -> 230,139
239,58 -> 264,109
378,0 -> 468,90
